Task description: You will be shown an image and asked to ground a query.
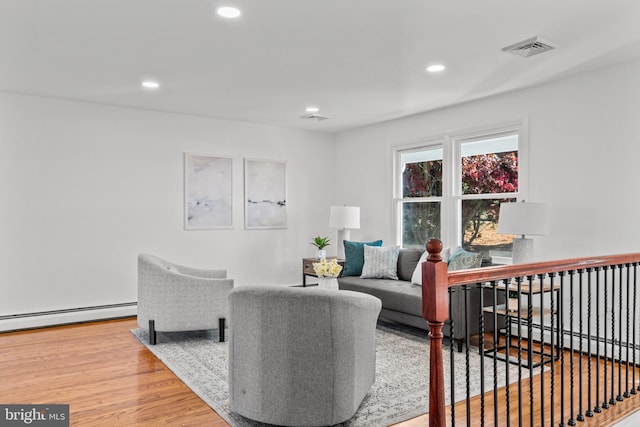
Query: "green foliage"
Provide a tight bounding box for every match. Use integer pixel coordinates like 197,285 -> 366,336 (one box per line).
310,235 -> 331,249
402,202 -> 441,249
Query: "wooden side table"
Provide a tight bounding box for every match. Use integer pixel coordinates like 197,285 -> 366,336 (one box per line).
302,257 -> 345,286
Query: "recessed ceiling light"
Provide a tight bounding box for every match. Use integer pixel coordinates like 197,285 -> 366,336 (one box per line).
306,106 -> 319,113
141,80 -> 160,89
426,64 -> 446,73
217,6 -> 241,18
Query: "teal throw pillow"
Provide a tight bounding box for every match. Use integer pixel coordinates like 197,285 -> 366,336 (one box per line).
447,247 -> 482,271
343,240 -> 383,276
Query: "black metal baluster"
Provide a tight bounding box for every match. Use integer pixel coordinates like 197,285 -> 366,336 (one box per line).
478,283 -> 485,427
624,263 -> 631,399
538,274 -> 545,426
493,281 -> 499,427
516,277 -> 523,427
594,267 -> 602,414
527,275 -> 534,427
633,263 -> 638,395
558,272 -> 566,427
617,265 -> 624,402
549,273 -> 556,427
609,265 -> 616,406
505,281 -> 511,427
449,287 -> 456,427
465,285 -> 471,427
568,270 -> 577,426
583,268 -> 591,420
603,266 -> 610,410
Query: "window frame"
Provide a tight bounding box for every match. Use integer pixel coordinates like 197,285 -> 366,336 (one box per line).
393,140 -> 447,248
392,120 -> 528,251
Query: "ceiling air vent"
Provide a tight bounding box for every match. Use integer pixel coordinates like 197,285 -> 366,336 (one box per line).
300,113 -> 331,121
502,36 -> 558,58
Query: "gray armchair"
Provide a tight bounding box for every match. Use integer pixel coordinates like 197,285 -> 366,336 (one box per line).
137,253 -> 233,344
228,286 -> 382,426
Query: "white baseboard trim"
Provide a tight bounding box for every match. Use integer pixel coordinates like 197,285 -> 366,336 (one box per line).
512,325 -> 640,364
0,303 -> 137,332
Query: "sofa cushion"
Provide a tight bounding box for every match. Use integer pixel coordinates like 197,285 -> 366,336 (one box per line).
338,276 -> 422,317
343,240 -> 383,276
397,249 -> 423,282
411,247 -> 450,285
448,247 -> 482,271
361,245 -> 400,279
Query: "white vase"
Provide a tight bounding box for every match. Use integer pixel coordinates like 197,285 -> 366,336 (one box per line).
316,249 -> 327,259
318,277 -> 339,290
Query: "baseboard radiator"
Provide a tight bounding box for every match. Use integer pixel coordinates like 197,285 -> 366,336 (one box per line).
0,302 -> 137,332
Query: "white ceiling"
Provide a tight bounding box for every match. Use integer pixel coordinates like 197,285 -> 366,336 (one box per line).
2,0 -> 640,134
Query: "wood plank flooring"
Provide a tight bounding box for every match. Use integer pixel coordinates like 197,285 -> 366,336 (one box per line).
0,318 -> 638,426
0,317 -> 226,426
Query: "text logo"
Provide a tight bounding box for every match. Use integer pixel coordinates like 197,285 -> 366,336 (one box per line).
0,405 -> 69,426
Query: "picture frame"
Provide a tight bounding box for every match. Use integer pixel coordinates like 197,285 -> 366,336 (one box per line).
244,158 -> 287,229
184,153 -> 233,230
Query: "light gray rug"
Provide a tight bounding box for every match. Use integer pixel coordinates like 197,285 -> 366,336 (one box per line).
131,323 -> 530,426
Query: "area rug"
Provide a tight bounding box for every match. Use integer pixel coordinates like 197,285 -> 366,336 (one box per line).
131,323 -> 529,426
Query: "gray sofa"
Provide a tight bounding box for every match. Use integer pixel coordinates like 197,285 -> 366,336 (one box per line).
337,248 -> 483,351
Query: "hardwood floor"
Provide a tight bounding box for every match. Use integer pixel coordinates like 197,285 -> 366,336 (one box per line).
1,318 -> 638,426
0,317 -> 227,426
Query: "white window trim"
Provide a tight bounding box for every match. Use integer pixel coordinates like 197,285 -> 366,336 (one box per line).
391,119 -> 529,250
392,137 -> 445,247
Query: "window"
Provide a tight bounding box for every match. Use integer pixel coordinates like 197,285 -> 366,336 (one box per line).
394,123 -> 526,262
456,134 -> 519,259
397,146 -> 443,249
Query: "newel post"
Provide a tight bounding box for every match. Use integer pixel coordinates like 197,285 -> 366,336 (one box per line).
421,238 -> 449,427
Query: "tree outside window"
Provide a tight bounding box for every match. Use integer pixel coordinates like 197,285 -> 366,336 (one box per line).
459,137 -> 518,260
395,127 -> 523,261
398,148 -> 442,249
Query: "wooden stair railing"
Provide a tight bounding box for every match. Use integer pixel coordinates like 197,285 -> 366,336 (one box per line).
421,239 -> 449,427
421,237 -> 640,427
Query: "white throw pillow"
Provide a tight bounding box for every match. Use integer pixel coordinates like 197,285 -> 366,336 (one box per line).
360,245 -> 401,279
411,247 -> 450,285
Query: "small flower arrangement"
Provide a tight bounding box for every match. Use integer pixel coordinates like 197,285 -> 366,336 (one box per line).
313,258 -> 343,278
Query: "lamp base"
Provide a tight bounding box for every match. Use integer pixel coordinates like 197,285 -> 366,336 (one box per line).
336,229 -> 351,259
512,237 -> 534,264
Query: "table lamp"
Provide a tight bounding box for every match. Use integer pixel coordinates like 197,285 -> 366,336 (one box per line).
329,206 -> 360,259
497,201 -> 549,264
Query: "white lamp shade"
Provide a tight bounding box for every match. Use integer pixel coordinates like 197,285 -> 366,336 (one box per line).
497,202 -> 549,237
329,206 -> 360,229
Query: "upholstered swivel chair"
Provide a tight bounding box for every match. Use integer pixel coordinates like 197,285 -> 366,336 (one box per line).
228,286 -> 382,427
137,253 -> 233,344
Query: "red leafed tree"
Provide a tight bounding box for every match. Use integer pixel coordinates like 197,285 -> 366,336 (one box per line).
461,152 -> 518,246
461,152 -> 518,195
404,160 -> 442,198
402,151 -> 518,249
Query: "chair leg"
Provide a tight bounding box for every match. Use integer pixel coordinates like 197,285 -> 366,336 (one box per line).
219,318 -> 225,342
149,319 -> 157,345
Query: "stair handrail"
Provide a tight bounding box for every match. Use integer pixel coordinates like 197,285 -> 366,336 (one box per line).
421,237 -> 640,427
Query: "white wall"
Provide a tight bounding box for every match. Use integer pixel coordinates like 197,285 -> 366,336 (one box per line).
336,59 -> 640,261
4,59 -> 640,328
0,93 -> 336,324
